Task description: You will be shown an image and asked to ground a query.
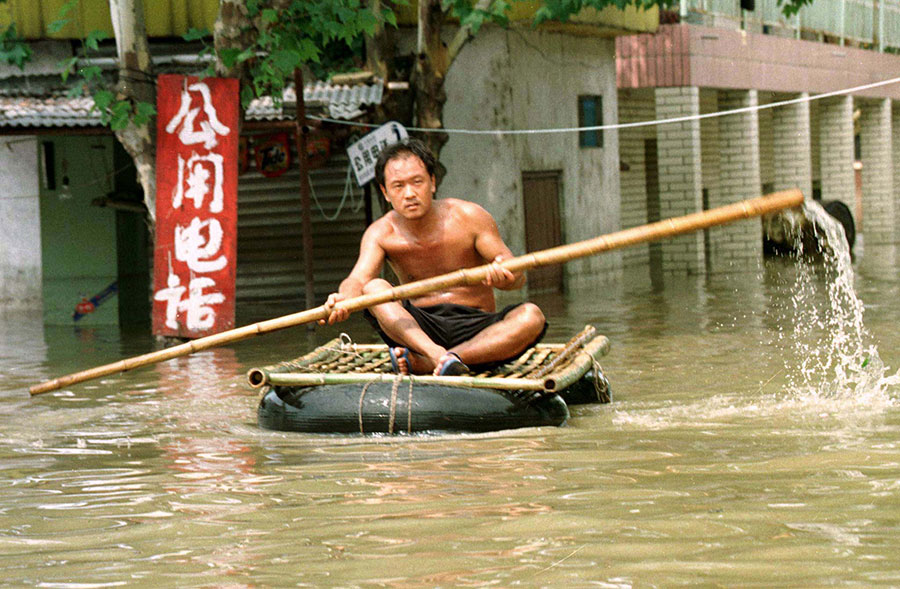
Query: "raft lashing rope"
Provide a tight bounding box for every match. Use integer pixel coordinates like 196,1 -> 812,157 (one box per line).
251,325 -> 611,434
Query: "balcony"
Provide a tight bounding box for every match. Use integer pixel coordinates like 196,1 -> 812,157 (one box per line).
680,0 -> 900,51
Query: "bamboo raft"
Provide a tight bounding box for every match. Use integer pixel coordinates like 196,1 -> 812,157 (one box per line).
251,325 -> 611,434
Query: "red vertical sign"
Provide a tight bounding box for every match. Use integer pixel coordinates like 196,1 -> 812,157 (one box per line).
153,74 -> 239,338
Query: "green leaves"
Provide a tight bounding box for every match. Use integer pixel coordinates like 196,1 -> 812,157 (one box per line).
271,49 -> 303,73
0,24 -> 32,69
78,64 -> 103,83
92,89 -> 115,112
89,91 -> 156,131
84,30 -> 110,51
46,0 -> 155,133
59,56 -> 79,82
777,0 -> 814,17
183,28 -> 210,42
233,0 -> 398,108
48,0 -> 79,34
219,47 -> 246,70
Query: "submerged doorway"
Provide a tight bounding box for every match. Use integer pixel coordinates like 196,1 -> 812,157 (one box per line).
39,136 -> 149,327
522,170 -> 563,293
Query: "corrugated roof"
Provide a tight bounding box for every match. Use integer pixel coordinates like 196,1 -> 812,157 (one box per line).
0,80 -> 384,128
0,95 -> 100,127
245,81 -> 384,121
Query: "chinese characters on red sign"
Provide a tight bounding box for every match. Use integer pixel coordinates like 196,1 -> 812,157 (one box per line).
153,75 -> 239,338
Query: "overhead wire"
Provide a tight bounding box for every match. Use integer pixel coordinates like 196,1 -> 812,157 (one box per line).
307,75 -> 900,136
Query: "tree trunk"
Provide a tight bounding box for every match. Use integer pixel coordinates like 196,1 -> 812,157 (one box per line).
109,0 -> 156,224
413,0 -> 449,179
214,0 -> 254,80
367,0 -> 412,126
409,0 -> 492,181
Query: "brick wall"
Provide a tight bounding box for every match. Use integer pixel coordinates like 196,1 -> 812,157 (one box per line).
817,96 -> 855,208
700,88 -> 720,212
772,93 -> 813,199
758,93 -> 775,190
618,88 -> 656,267
708,89 -> 763,271
655,87 -> 705,273
810,101 -> 821,193
858,98 -> 894,244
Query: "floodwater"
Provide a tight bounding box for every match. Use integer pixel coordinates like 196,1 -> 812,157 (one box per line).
2,243 -> 899,586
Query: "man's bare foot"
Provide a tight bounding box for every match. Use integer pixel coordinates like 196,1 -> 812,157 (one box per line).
392,346 -> 465,375
433,352 -> 469,376
390,347 -> 440,374
389,347 -> 410,374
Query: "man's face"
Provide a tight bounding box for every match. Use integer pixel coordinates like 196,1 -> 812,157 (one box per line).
380,154 -> 436,220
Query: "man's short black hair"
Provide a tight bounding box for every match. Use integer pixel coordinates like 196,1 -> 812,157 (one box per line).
375,137 -> 436,188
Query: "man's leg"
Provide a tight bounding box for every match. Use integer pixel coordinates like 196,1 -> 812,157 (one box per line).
364,279 -> 447,374
437,303 -> 546,373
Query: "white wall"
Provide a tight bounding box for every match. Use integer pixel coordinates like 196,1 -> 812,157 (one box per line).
441,27 -> 621,289
0,136 -> 42,311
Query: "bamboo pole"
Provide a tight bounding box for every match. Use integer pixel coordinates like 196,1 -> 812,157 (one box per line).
540,335 -> 611,392
253,334 -> 610,392
259,371 -> 550,391
29,189 -> 804,396
246,332 -> 608,389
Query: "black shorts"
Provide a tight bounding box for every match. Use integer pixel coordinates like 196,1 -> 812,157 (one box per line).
364,301 -> 547,363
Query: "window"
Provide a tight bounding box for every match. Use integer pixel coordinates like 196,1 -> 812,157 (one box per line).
578,95 -> 603,148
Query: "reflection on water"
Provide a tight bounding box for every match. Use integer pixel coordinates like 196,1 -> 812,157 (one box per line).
1,244 -> 899,586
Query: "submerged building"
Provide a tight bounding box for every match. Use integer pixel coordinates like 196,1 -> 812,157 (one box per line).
440,0 -> 900,292
615,1 -> 900,276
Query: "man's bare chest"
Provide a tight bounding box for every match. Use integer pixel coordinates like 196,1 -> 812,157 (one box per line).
382,231 -> 482,278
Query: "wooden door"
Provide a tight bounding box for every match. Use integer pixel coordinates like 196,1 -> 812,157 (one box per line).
522,171 -> 563,293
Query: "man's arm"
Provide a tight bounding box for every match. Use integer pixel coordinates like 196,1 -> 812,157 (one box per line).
320,223 -> 387,324
468,203 -> 526,291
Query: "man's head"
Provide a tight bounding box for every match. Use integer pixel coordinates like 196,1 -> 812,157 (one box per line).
375,138 -> 436,190
376,138 -> 438,220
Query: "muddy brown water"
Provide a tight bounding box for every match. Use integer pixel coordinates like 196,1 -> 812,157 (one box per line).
1,244 -> 898,586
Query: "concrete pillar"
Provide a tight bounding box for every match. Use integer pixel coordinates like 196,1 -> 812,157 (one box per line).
655,87 -> 704,274
618,88 -> 656,268
892,102 -> 900,243
0,136 -> 42,311
772,93 -> 813,199
709,89 -> 763,271
817,95 -> 855,209
858,98 -> 894,244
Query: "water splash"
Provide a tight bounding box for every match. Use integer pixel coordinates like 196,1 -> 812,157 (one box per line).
782,200 -> 899,403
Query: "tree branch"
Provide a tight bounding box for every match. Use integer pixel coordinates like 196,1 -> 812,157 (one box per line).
447,0 -> 493,65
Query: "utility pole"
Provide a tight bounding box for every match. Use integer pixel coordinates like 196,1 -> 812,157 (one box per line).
294,69 -> 316,322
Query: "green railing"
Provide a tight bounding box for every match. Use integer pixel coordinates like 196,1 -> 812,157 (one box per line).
682,0 -> 900,50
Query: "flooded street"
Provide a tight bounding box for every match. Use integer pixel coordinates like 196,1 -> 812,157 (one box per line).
1,245 -> 899,587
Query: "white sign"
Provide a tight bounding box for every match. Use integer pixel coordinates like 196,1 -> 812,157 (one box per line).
346,121 -> 408,186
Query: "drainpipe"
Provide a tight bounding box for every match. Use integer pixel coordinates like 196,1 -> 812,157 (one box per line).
879,0 -> 885,52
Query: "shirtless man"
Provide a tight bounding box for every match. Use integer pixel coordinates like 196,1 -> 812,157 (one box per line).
321,139 -> 546,376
